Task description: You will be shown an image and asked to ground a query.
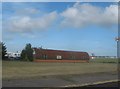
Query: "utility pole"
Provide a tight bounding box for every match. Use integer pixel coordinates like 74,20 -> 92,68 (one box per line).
115,37 -> 120,59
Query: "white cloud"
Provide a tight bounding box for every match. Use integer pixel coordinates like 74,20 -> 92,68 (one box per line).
15,8 -> 40,15
3,2 -> 118,36
60,3 -> 118,28
5,11 -> 58,33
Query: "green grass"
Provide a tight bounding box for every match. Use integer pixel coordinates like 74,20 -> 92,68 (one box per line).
2,60 -> 117,80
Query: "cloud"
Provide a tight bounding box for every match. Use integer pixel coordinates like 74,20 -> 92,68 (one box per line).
15,8 -> 40,16
3,2 -> 118,36
60,3 -> 118,28
5,11 -> 58,33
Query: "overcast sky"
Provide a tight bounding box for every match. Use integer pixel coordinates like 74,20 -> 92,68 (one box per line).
2,2 -> 118,56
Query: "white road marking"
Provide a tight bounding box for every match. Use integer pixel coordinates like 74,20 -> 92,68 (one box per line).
60,79 -> 119,87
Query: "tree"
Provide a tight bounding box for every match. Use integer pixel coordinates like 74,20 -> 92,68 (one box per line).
25,44 -> 33,61
21,49 -> 26,61
21,43 -> 33,61
1,42 -> 7,60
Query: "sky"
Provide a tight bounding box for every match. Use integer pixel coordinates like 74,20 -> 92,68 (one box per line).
2,2 -> 118,56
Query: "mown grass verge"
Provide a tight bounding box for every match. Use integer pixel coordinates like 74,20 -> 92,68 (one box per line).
2,60 -> 117,80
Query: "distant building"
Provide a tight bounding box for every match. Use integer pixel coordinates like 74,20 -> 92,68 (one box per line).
33,47 -> 90,62
90,56 -> 117,59
91,53 -> 95,59
5,51 -> 21,60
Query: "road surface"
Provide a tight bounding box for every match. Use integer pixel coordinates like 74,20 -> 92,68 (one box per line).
2,72 -> 118,87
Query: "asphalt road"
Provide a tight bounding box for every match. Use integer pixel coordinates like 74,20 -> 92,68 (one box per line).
83,81 -> 119,87
2,72 -> 118,87
63,81 -> 119,89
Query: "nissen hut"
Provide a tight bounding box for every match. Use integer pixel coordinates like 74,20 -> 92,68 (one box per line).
33,48 -> 89,62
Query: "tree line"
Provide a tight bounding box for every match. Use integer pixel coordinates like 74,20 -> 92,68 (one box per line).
0,42 -> 34,61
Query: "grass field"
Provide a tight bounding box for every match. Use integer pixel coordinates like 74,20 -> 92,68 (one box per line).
89,58 -> 119,63
2,59 -> 118,80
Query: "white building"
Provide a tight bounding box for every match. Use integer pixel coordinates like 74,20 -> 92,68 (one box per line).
5,52 -> 21,59
91,56 -> 117,59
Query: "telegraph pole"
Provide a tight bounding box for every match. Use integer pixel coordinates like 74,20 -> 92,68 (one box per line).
115,37 -> 120,59
115,37 -> 120,82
